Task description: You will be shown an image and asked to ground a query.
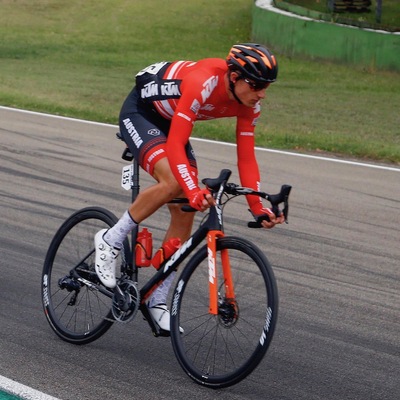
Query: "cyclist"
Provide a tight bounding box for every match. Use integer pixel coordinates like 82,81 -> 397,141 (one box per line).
94,43 -> 284,333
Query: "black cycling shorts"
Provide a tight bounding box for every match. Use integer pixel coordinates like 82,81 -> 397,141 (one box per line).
119,87 -> 197,176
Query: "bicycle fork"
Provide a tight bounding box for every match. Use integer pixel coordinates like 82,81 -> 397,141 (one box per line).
207,230 -> 235,315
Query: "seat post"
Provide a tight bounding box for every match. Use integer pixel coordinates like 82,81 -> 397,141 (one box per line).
131,157 -> 140,203
130,157 -> 140,280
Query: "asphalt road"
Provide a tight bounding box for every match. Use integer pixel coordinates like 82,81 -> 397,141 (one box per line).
0,107 -> 399,400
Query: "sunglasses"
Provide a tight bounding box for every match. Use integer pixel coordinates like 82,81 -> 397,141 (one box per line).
243,78 -> 270,91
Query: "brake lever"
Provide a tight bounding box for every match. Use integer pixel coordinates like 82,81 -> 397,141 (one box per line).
280,185 -> 292,223
247,184 -> 292,228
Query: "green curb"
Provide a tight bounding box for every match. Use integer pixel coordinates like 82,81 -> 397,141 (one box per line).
252,0 -> 400,71
0,391 -> 21,400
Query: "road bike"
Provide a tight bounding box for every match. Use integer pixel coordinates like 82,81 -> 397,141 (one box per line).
41,134 -> 292,388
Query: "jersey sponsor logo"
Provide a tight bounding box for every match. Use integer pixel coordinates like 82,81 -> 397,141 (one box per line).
140,80 -> 181,99
190,99 -> 201,114
201,76 -> 218,102
201,104 -> 215,112
177,164 -> 197,191
136,61 -> 168,77
177,112 -> 192,123
147,148 -> 164,163
240,131 -> 254,137
196,113 -> 215,120
122,118 -> 144,149
141,81 -> 158,98
147,128 -> 160,136
160,81 -> 181,96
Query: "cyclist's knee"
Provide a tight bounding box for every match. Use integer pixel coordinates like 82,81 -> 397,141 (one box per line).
160,180 -> 182,201
153,160 -> 184,200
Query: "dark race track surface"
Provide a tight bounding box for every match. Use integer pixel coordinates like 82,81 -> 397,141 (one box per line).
0,107 -> 399,400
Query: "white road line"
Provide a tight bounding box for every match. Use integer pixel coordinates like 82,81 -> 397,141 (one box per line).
1,105 -> 399,172
0,376 -> 61,400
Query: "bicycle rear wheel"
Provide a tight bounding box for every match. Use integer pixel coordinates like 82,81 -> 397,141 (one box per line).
41,207 -> 129,344
170,236 -> 278,388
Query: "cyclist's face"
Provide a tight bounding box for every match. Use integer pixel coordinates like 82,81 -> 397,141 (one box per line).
230,72 -> 269,107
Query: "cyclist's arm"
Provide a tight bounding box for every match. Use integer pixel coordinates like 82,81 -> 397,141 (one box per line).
166,123 -> 196,196
165,75 -> 207,198
236,111 -> 284,227
235,109 -> 264,215
166,108 -> 214,210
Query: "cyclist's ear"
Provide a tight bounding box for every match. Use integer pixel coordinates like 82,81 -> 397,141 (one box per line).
230,71 -> 241,84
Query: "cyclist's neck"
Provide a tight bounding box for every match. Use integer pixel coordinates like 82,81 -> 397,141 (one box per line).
225,73 -> 242,104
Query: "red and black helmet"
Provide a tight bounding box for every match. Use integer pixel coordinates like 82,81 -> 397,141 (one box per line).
227,43 -> 278,83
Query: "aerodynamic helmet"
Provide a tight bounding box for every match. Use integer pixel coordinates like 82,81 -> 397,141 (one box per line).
226,43 -> 278,84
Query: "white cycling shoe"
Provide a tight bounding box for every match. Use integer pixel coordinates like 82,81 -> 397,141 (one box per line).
147,303 -> 184,334
94,229 -> 119,289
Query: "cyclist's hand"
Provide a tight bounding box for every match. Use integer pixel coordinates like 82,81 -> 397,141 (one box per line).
253,207 -> 285,229
188,188 -> 215,211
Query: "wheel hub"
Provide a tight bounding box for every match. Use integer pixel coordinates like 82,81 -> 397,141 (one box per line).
218,298 -> 239,327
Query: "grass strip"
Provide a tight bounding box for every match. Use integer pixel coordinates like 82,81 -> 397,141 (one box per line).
0,0 -> 399,164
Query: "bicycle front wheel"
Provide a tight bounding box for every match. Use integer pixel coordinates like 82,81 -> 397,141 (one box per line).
41,207 -> 129,345
170,236 -> 278,388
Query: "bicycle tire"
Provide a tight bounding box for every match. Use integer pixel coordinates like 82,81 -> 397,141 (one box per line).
41,207 -> 129,345
170,236 -> 278,388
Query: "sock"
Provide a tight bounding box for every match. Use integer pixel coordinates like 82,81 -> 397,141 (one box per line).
148,271 -> 176,308
104,210 -> 138,249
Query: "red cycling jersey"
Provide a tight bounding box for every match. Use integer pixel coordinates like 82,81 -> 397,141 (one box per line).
135,58 -> 265,214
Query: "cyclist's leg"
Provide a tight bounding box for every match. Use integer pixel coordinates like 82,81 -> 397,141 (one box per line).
165,203 -> 194,242
140,159 -> 193,314
122,158 -> 191,332
95,88 -> 176,287
146,143 -> 197,314
156,141 -> 197,242
128,158 -> 183,222
128,136 -> 198,332
96,87 -> 196,317
146,202 -> 195,311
